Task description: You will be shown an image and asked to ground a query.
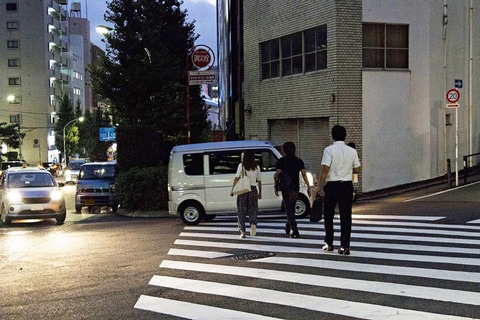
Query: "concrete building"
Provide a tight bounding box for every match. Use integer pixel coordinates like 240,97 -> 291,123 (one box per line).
218,0 -> 480,193
0,0 -> 69,164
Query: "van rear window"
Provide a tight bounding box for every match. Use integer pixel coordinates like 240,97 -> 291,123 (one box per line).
183,154 -> 204,175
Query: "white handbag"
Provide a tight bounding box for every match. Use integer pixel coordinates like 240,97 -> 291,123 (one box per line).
232,166 -> 251,195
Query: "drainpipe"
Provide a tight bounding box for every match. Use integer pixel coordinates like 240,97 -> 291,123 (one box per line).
443,0 -> 448,173
468,0 -> 473,162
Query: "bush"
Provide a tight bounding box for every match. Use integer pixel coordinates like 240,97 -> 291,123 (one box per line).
115,166 -> 168,212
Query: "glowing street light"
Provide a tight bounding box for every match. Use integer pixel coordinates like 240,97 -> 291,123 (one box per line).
63,117 -> 84,165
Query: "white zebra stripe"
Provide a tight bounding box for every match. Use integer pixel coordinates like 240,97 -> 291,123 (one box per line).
168,248 -> 234,258
148,275 -> 471,320
159,260 -> 480,306
184,226 -> 480,245
166,248 -> 480,283
174,239 -> 480,266
179,232 -> 480,255
135,295 -> 281,320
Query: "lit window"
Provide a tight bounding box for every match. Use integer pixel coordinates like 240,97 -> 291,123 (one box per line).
8,95 -> 21,104
363,23 -> 409,69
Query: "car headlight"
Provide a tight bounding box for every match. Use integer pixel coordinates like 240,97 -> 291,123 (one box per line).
7,191 -> 22,203
50,190 -> 63,201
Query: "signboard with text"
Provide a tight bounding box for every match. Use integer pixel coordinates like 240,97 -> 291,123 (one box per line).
99,127 -> 116,142
188,70 -> 217,85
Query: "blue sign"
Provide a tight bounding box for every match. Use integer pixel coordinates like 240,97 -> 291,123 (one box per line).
455,79 -> 463,88
99,127 -> 116,142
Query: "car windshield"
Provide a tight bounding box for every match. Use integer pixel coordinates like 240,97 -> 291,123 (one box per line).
67,162 -> 84,170
79,165 -> 116,180
7,172 -> 55,188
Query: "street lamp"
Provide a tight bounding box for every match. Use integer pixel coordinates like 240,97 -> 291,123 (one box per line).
63,117 -> 84,166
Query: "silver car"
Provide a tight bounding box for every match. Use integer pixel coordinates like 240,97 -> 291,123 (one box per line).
0,167 -> 66,225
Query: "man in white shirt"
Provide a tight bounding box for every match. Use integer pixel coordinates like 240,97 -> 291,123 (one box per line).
316,125 -> 361,255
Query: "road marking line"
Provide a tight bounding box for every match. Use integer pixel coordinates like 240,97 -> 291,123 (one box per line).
148,275 -> 471,320
184,227 -> 480,245
467,219 -> 480,224
404,180 -> 480,202
174,239 -> 480,266
179,232 -> 480,255
160,260 -> 480,305
164,248 -> 480,283
134,295 -> 281,319
167,248 -> 233,258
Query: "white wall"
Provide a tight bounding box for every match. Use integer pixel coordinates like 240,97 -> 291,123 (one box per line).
362,0 -> 480,192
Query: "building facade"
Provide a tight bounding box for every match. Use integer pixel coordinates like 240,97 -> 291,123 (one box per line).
0,0 -> 69,164
219,0 -> 480,193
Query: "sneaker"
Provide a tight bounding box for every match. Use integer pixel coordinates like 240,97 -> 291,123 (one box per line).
338,248 -> 350,255
240,231 -> 246,238
290,232 -> 300,238
250,223 -> 256,237
322,244 -> 333,252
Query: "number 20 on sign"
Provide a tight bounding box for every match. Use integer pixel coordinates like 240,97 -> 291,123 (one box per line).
446,88 -> 460,103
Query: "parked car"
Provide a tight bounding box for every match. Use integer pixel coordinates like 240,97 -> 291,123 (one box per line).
75,161 -> 118,213
0,161 -> 25,175
168,140 -> 313,225
65,159 -> 87,184
0,167 -> 66,225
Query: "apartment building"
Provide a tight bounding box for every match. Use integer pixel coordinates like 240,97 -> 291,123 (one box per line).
0,0 -> 69,164
218,0 -> 480,193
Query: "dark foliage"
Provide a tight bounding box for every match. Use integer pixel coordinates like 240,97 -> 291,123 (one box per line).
115,166 -> 168,211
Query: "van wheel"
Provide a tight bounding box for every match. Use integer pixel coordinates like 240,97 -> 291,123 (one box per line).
295,194 -> 310,219
56,212 -> 66,225
75,205 -> 82,213
179,201 -> 205,225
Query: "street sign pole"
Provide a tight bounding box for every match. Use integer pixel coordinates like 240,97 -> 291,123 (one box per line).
446,89 -> 460,187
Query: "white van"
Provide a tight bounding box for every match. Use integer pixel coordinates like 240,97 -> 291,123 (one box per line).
168,140 -> 313,225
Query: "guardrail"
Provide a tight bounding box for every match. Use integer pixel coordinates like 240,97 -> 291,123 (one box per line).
462,152 -> 480,185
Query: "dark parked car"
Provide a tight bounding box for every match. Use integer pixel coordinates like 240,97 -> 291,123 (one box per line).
75,161 -> 118,213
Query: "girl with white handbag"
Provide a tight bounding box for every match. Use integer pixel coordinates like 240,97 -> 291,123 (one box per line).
230,150 -> 262,238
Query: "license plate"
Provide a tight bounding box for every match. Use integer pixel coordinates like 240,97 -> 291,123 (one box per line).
85,199 -> 95,205
31,204 -> 44,211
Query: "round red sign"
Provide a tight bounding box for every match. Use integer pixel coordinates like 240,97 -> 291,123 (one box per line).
446,88 -> 460,103
191,48 -> 211,69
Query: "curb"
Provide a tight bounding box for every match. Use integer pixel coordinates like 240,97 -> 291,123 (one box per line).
117,209 -> 175,218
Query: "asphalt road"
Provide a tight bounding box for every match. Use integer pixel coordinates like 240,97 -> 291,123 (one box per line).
0,180 -> 479,319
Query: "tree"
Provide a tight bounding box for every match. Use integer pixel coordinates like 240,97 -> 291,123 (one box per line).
0,122 -> 23,150
77,108 -> 112,161
90,0 -> 210,143
54,94 -> 81,163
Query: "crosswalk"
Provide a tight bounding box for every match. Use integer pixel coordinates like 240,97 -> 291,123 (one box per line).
134,215 -> 480,319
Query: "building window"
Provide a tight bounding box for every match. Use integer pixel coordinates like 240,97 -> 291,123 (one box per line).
7,21 -> 19,29
7,40 -> 19,49
6,3 -> 18,11
8,58 -> 20,67
10,114 -> 21,124
305,25 -> 327,72
260,24 -> 328,80
8,95 -> 21,104
281,32 -> 303,77
261,40 -> 280,80
73,87 -> 81,95
363,23 -> 409,69
8,77 -> 20,85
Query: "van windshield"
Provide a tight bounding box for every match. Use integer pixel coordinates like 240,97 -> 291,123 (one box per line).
67,162 -> 85,170
79,165 -> 116,180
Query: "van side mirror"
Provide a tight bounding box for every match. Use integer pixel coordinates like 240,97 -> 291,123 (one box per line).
58,182 -> 65,187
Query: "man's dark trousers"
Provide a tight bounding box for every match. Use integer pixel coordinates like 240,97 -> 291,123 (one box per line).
323,181 -> 354,248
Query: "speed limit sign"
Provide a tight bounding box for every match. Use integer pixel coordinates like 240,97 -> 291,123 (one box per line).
446,88 -> 460,103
